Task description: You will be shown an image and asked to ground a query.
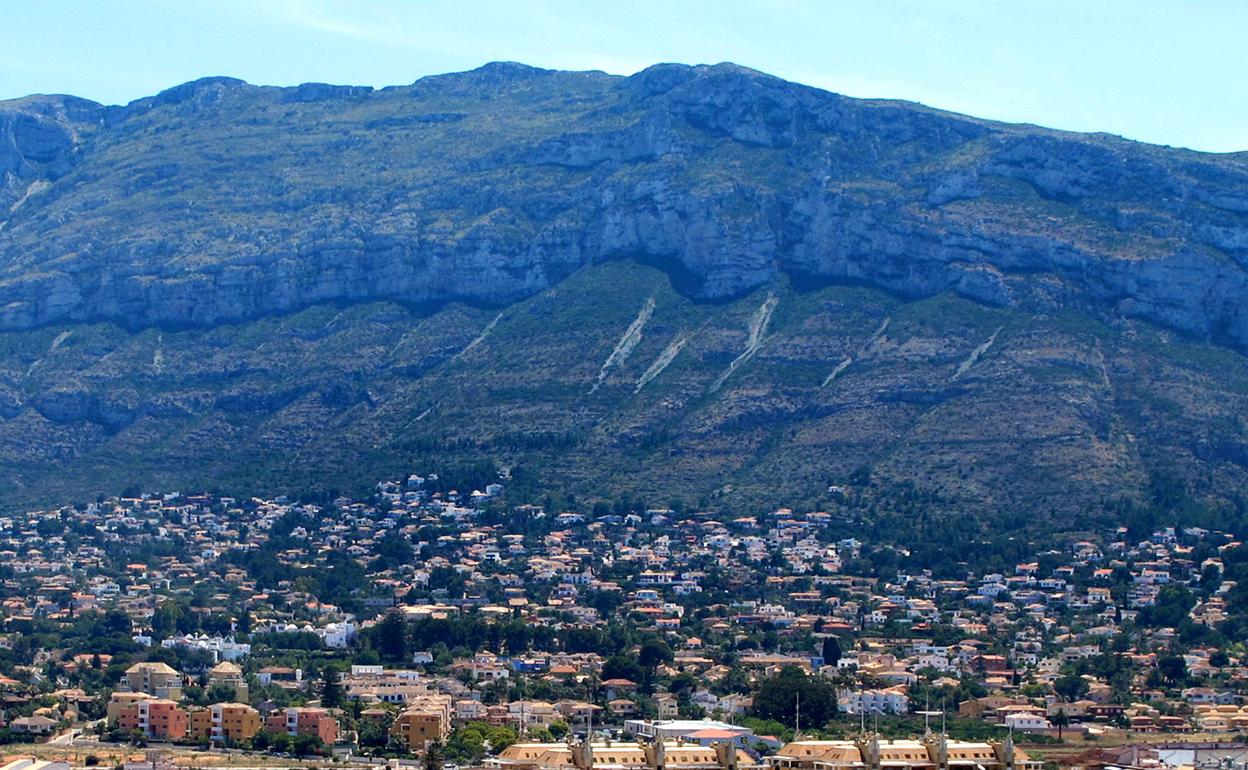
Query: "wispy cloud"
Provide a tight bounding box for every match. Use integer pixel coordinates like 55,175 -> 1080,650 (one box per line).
275,0 -> 399,42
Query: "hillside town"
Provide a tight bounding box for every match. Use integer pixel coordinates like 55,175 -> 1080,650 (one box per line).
0,474 -> 1246,770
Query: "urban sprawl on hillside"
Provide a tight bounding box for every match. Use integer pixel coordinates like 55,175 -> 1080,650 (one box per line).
0,473 -> 1245,770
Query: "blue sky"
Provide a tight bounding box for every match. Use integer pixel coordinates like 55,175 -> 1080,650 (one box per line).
1,0 -> 1244,153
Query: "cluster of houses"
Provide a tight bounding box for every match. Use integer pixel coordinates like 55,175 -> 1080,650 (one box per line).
0,480 -> 1245,760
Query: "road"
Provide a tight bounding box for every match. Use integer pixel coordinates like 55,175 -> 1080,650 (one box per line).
47,728 -> 80,746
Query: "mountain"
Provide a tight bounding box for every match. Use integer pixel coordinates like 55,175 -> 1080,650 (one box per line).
1,62 -> 1247,531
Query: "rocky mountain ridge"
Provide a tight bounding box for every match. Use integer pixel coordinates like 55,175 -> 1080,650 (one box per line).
2,62 -> 1247,348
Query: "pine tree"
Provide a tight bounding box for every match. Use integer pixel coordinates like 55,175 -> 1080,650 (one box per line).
821,636 -> 842,665
377,610 -> 408,663
320,666 -> 343,709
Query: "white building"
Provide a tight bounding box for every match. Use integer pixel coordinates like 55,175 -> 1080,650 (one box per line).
1003,713 -> 1051,732
838,688 -> 909,715
623,719 -> 754,746
320,621 -> 357,648
0,760 -> 71,770
160,633 -> 251,662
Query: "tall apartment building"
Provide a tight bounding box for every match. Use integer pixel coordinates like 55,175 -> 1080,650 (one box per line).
391,694 -> 453,752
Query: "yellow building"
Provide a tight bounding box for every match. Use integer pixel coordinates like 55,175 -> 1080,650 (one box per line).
654,694 -> 679,719
122,662 -> 183,700
107,692 -> 154,725
488,741 -> 761,770
769,737 -> 1042,770
208,661 -> 249,702
390,695 -> 453,752
189,703 -> 262,744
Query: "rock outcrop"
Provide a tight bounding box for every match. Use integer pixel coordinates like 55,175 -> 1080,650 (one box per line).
0,94 -> 103,211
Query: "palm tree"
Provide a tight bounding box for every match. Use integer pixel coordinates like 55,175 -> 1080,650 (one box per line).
1052,708 -> 1069,740
424,740 -> 445,770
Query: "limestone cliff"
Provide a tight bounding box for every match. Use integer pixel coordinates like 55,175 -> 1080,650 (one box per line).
1,62 -> 1246,350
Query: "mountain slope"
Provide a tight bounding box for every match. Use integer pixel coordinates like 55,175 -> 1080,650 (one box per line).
1,63 -> 1247,526
3,259 -> 1247,529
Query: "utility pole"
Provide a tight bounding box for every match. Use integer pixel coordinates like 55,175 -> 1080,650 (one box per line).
794,691 -> 801,740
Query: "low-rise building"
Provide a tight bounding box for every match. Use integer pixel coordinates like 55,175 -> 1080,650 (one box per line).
488,741 -> 761,770
117,698 -> 188,741
189,702 -> 262,744
0,760 -> 70,770
265,706 -> 338,745
769,738 -> 1042,770
838,687 -> 909,715
8,716 -> 57,736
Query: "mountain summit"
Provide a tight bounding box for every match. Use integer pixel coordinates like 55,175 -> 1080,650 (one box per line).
1,63 -> 1247,526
